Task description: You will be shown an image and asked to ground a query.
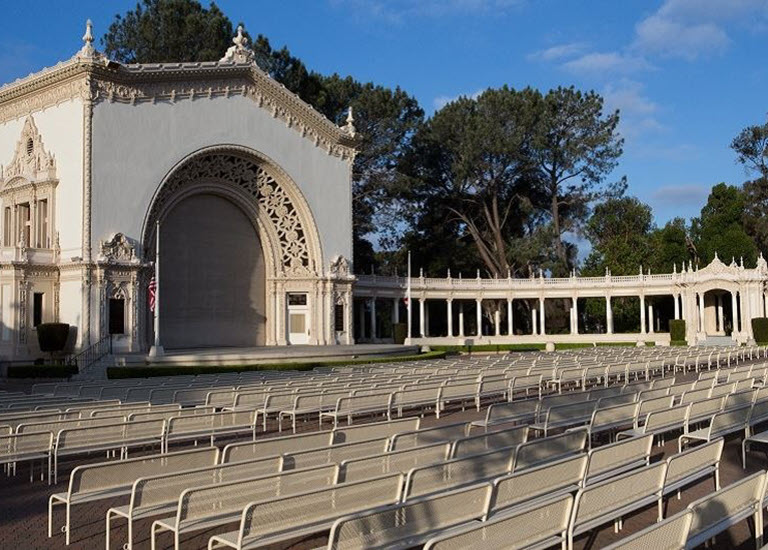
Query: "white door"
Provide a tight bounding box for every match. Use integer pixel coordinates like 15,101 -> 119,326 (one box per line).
287,293 -> 310,344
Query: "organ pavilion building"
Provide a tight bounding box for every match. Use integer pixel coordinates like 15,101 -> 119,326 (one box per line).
0,23 -> 357,359
2,21 -> 768,362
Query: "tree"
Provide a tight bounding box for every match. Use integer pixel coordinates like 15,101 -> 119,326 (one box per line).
530,86 -> 626,275
690,183 -> 757,266
581,196 -> 653,276
731,117 -> 768,256
103,0 -> 235,63
648,218 -> 692,273
400,87 -> 551,279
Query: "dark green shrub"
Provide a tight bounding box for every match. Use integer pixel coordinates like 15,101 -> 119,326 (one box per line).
8,364 -> 78,378
107,351 -> 447,379
752,318 -> 768,344
37,323 -> 70,353
671,340 -> 688,347
393,323 -> 407,344
669,320 -> 686,342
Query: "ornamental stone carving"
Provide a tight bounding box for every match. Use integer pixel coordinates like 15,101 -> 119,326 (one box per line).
98,233 -> 137,264
1,116 -> 55,182
329,255 -> 351,277
220,25 -> 255,64
148,150 -> 318,276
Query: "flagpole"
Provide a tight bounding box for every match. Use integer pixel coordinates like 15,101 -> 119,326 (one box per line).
149,219 -> 164,358
406,251 -> 412,344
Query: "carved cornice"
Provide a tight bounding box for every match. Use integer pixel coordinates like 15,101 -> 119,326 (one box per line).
0,57 -> 357,160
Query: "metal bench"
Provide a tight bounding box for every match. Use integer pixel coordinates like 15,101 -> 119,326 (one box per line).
679,404 -> 751,452
391,387 -> 439,417
222,431 -> 333,463
436,382 -> 479,418
568,462 -> 667,550
0,431 -> 53,483
424,494 -> 573,550
54,419 -> 166,483
106,454 -> 281,550
617,404 -> 690,444
489,454 -> 587,515
663,438 -> 723,502
470,399 -> 538,430
49,446 -> 217,545
601,509 -> 692,550
338,442 -> 449,483
164,410 -> 257,452
320,393 -> 393,428
512,429 -> 588,471
584,434 -> 653,485
390,422 -> 469,451
325,483 -> 491,550
282,437 -> 389,470
685,471 -> 766,549
207,473 -> 403,550
151,464 -> 337,550
331,416 -> 420,445
529,400 -> 597,437
584,402 -> 640,447
278,391 -> 348,432
405,447 -> 514,499
449,425 -> 528,458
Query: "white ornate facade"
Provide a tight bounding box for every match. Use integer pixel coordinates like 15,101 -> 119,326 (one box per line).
0,22 -> 356,359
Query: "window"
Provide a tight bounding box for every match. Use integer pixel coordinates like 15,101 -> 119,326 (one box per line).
3,207 -> 11,247
109,299 -> 125,335
288,293 -> 307,306
17,203 -> 30,246
289,313 -> 306,333
334,304 -> 345,331
36,199 -> 48,248
33,293 -> 43,327
26,138 -> 33,157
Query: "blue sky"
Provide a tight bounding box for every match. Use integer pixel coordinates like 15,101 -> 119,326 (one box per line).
2,0 -> 767,226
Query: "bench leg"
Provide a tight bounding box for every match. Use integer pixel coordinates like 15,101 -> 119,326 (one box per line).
65,500 -> 71,545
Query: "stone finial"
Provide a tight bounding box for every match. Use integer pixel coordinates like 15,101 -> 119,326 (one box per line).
79,19 -> 95,58
673,263 -> 677,274
740,256 -> 744,268
447,268 -> 451,278
220,24 -> 255,64
342,106 -> 357,138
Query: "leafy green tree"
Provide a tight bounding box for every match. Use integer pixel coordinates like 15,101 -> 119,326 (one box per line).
691,183 -> 757,266
103,0 -> 235,63
731,118 -> 768,256
530,86 -> 626,275
648,218 -> 692,273
582,196 -> 653,276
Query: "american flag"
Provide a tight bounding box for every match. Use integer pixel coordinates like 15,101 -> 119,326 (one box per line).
148,277 -> 157,312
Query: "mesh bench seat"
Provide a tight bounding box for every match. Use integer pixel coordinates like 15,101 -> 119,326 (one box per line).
391,387 -> 440,417
684,471 -> 766,549
450,425 -> 528,458
278,392 -> 349,432
470,400 -> 538,430
436,382 -> 480,418
54,419 -> 166,483
743,429 -> 768,469
529,400 -> 596,437
584,402 -> 640,447
151,464 -> 338,550
601,509 -> 692,550
389,422 -> 469,451
207,473 -> 403,550
319,393 -> 393,428
106,454 -> 281,550
423,494 -> 573,550
49,446 -> 218,545
512,429 -> 588,471
222,431 -> 333,463
281,437 -> 390,470
617,404 -> 690,444
663,438 -> 723,499
338,442 -> 449,483
325,483 -> 491,550
164,410 -> 257,452
584,434 -> 653,485
678,404 -> 751,452
567,462 -> 667,550
331,416 -> 420,445
0,431 -> 53,483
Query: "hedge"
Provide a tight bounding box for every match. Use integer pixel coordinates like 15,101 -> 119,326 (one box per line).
671,340 -> 688,347
752,318 -> 768,344
7,364 -> 79,378
107,350 -> 447,379
430,344 -> 546,354
669,319 -> 686,342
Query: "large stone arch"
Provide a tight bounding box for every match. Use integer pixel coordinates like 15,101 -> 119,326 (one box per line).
142,145 -> 324,277
141,145 -> 326,347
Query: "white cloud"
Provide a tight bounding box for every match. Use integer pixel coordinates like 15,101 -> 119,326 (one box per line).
526,42 -> 587,62
651,183 -> 709,205
601,80 -> 664,140
561,52 -> 653,76
330,0 -> 524,22
433,88 -> 485,109
633,14 -> 728,60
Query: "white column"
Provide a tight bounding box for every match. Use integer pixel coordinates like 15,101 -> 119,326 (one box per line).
458,301 -> 465,337
717,294 -> 724,333
763,293 -> 767,318
539,298 -> 546,335
640,294 -> 646,334
732,291 -> 740,333
532,306 -> 538,335
476,299 -> 483,337
673,293 -> 680,320
419,298 -> 425,337
571,296 -> 578,335
700,293 -> 706,333
149,220 -> 164,358
507,299 -> 513,336
494,306 -> 501,336
446,299 -> 453,337
606,295 -> 613,334
392,299 -> 400,324
648,301 -> 654,334
370,297 -> 377,341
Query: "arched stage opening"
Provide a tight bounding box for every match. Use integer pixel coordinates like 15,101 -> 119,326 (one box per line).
160,193 -> 266,348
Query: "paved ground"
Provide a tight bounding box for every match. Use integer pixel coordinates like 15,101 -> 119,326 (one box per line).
1,367 -> 766,550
